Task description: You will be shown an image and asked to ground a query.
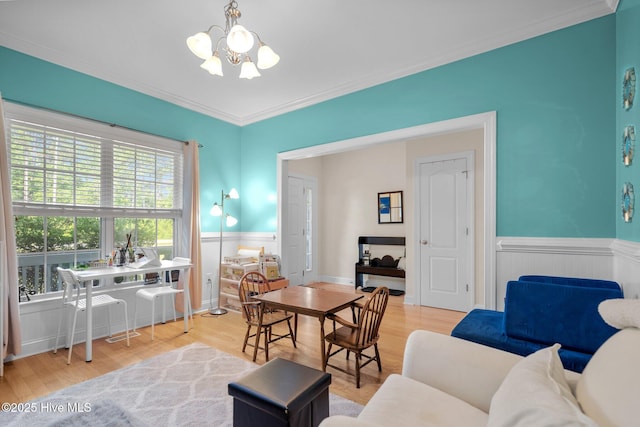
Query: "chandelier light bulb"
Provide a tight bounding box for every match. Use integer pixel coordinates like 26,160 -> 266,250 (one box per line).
187,32 -> 213,60
239,57 -> 261,79
257,43 -> 280,70
200,52 -> 223,76
226,24 -> 254,53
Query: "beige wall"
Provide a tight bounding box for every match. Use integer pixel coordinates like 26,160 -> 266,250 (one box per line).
288,128 -> 485,307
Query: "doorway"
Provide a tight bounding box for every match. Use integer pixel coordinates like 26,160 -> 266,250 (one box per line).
277,111 -> 497,309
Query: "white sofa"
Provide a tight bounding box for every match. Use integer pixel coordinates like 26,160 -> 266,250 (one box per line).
320,299 -> 640,427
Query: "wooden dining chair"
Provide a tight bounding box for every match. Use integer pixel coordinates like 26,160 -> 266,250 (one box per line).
238,271 -> 296,362
324,286 -> 390,388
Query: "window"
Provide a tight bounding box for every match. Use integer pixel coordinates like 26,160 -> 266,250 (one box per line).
6,103 -> 184,297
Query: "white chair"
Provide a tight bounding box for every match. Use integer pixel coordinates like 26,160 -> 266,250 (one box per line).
133,257 -> 193,340
54,267 -> 130,364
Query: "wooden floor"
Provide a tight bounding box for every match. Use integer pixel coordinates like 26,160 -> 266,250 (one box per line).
0,283 -> 465,406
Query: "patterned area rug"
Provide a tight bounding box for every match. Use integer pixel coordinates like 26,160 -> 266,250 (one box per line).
1,343 -> 362,426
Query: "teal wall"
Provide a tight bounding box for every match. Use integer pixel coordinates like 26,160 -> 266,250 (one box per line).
617,0 -> 640,242
241,16 -> 616,237
0,46 -> 242,232
1,13 -> 617,238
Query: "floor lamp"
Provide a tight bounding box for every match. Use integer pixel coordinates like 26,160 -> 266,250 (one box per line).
209,188 -> 239,315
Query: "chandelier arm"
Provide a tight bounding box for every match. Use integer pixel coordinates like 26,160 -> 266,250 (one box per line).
214,35 -> 226,52
250,31 -> 264,45
205,24 -> 226,37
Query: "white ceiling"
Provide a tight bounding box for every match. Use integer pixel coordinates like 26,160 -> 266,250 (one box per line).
0,0 -> 618,126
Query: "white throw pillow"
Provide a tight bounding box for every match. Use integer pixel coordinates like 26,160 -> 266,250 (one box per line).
488,344 -> 598,427
598,298 -> 640,329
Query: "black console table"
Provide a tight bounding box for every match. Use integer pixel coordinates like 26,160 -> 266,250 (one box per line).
355,236 -> 405,289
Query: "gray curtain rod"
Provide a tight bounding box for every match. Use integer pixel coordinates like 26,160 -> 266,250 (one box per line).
2,97 -> 204,148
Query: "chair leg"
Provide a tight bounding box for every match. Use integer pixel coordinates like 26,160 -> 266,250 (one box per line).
263,327 -> 269,361
54,306 -> 64,354
65,308 -> 73,349
286,319 -> 296,348
133,296 -> 138,332
324,343 -> 332,371
187,294 -> 193,322
150,298 -> 156,340
121,301 -> 130,347
252,326 -> 260,362
242,325 -> 251,353
374,343 -> 382,371
355,352 -> 362,389
106,306 -> 113,338
171,295 -> 177,323
67,310 -> 80,365
161,294 -> 167,324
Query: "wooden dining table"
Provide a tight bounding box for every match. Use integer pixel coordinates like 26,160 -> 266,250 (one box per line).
253,285 -> 363,370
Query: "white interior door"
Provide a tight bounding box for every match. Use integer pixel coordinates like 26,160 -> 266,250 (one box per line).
418,152 -> 474,311
285,174 -> 317,285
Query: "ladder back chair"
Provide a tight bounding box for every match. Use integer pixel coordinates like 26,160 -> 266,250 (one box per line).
324,286 -> 390,388
54,267 -> 130,364
238,271 -> 296,362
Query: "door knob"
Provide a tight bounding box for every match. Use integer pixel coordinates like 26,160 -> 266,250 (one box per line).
421,240 -> 428,245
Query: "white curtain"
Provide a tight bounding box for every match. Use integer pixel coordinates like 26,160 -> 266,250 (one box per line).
0,94 -> 22,372
177,141 -> 202,310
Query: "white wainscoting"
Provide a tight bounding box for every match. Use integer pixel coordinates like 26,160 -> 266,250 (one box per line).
14,234 -> 640,360
496,237 -> 640,311
200,231 -> 279,310
16,232 -> 276,360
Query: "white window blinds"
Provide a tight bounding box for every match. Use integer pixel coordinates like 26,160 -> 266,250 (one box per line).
5,104 -> 184,218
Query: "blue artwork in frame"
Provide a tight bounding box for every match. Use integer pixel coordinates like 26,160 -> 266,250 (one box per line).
378,191 -> 403,224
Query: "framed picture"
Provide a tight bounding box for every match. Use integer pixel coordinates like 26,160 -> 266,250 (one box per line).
378,191 -> 403,224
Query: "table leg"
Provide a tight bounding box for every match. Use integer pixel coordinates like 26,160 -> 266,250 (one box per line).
319,314 -> 326,371
85,280 -> 92,362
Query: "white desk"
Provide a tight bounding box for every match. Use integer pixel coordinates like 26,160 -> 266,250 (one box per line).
72,259 -> 192,362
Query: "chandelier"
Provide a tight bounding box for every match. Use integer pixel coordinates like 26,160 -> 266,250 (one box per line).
186,0 -> 280,80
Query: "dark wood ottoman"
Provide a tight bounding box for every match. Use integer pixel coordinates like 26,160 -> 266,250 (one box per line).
228,358 -> 331,427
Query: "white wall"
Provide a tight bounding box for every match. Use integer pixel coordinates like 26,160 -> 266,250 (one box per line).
320,143 -> 407,283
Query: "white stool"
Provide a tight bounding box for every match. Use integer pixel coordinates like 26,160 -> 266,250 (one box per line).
133,258 -> 193,340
